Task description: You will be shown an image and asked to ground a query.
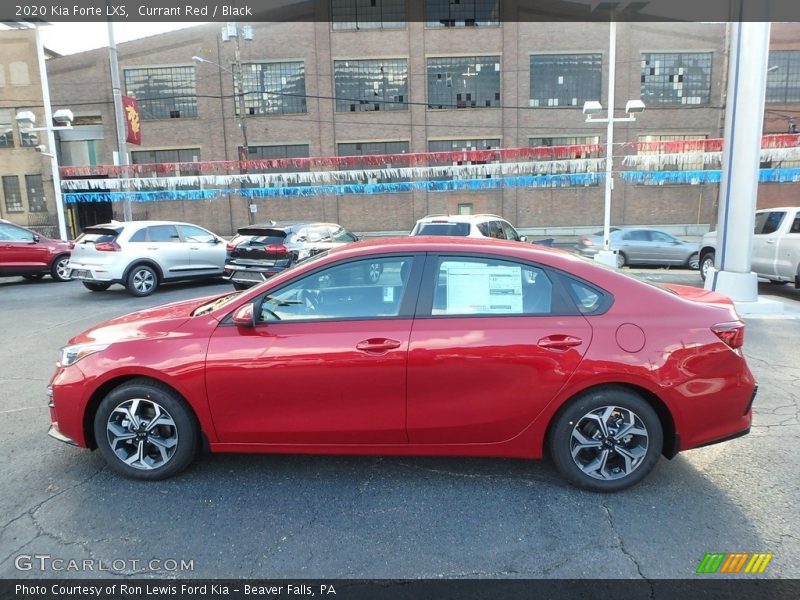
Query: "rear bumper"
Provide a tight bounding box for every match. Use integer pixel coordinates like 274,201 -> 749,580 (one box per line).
67,261 -> 123,283
223,264 -> 286,285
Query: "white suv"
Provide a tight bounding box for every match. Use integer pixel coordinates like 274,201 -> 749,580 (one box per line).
410,214 -> 527,242
67,220 -> 226,296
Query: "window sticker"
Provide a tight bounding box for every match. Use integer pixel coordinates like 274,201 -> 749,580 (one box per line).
444,264 -> 523,314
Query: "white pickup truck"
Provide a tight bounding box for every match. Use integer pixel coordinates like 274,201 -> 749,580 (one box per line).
699,206 -> 800,287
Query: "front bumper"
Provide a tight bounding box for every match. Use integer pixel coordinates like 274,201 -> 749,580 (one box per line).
48,424 -> 78,446
574,245 -> 598,258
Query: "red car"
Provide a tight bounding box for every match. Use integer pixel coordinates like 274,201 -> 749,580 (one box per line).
47,237 -> 756,491
0,219 -> 72,282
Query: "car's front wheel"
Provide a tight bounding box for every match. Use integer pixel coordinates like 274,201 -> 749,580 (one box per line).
549,387 -> 663,492
126,265 -> 159,297
616,252 -> 627,269
700,251 -> 715,281
51,255 -> 71,282
93,379 -> 198,480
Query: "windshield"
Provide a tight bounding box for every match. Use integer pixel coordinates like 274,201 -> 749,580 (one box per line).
192,293 -> 242,316
413,222 -> 470,236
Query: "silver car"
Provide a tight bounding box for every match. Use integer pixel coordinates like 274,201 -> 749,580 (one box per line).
575,227 -> 700,269
67,220 -> 226,296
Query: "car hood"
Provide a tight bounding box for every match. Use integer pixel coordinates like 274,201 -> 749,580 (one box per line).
67,294 -> 227,345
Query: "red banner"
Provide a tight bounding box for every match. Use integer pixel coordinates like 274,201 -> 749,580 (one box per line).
122,96 -> 141,145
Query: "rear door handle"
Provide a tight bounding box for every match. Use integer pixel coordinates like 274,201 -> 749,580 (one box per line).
356,338 -> 402,354
538,335 -> 583,350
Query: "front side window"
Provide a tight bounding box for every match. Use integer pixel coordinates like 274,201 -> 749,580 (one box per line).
640,52 -> 712,106
330,227 -> 358,242
334,59 -> 408,112
650,231 -> 677,243
529,54 -> 602,108
258,256 -> 413,322
431,257 -> 553,316
427,56 -> 501,109
2,175 -> 22,212
426,0 -> 499,27
178,225 -> 216,243
500,221 -> 520,241
238,62 -> 306,115
332,0 -> 406,30
0,222 -> 34,241
124,66 -> 198,119
755,211 -> 786,235
622,230 -> 649,242
25,174 -> 46,213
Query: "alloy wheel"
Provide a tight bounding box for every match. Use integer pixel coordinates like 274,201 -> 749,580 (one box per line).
132,268 -> 155,294
570,405 -> 649,481
106,398 -> 178,470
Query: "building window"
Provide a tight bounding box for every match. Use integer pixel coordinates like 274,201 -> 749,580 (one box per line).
17,107 -> 38,147
9,61 -> 30,86
529,136 -> 601,168
0,109 -> 13,148
124,66 -> 198,119
2,175 -> 23,212
25,174 -> 46,213
238,62 -> 307,116
530,54 -> 602,108
427,56 -> 501,109
428,138 -> 500,180
766,51 -> 800,104
331,0 -> 405,30
131,148 -> 201,189
338,141 -> 409,182
240,145 -> 311,186
334,59 -> 408,112
426,0 -> 499,27
457,203 -> 474,215
640,52 -> 712,105
637,134 -> 707,171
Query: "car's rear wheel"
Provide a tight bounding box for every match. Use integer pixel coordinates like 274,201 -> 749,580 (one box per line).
22,273 -> 44,281
549,387 -> 663,492
616,252 -> 627,269
83,281 -> 111,292
768,279 -> 787,285
51,255 -> 71,282
700,251 -> 715,281
126,265 -> 159,297
93,379 -> 198,480
687,252 -> 700,270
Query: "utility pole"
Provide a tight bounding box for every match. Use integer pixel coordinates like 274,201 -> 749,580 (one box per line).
107,21 -> 132,222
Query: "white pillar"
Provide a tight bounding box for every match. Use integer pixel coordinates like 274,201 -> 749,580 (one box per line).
705,22 -> 771,301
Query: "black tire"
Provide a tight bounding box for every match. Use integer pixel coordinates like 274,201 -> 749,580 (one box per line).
549,387 -> 663,492
22,273 -> 45,281
126,264 -> 159,297
83,281 -> 112,292
93,378 -> 198,480
50,254 -> 71,282
700,251 -> 715,281
686,252 -> 700,270
768,279 -> 787,285
616,252 -> 627,269
232,282 -> 251,291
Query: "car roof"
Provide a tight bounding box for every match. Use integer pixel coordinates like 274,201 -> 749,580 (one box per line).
415,214 -> 507,224
241,221 -> 340,232
86,220 -> 202,230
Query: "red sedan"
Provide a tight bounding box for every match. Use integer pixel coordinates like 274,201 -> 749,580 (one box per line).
47,237 -> 756,491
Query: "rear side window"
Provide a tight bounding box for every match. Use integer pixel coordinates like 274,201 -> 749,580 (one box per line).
146,225 -> 180,242
415,222 -> 470,236
129,228 -> 147,242
77,228 -> 120,244
560,275 -> 612,315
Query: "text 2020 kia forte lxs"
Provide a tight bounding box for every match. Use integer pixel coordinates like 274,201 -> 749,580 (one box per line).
48,237 -> 756,491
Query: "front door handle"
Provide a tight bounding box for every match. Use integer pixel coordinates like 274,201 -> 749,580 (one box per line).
538,335 -> 583,351
765,239 -> 777,244
356,338 -> 402,354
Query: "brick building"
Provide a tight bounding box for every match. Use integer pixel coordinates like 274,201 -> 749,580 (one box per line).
41,5 -> 800,237
0,26 -> 61,237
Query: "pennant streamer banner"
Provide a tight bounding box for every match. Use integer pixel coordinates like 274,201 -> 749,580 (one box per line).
63,173 -> 604,203
620,167 -> 800,185
622,147 -> 800,169
625,133 -> 800,154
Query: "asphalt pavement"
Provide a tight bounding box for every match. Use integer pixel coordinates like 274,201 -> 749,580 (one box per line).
0,271 -> 798,579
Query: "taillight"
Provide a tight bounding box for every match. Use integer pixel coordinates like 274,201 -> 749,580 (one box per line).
68,242 -> 75,250
266,244 -> 289,256
226,243 -> 237,252
94,242 -> 120,252
712,322 -> 745,349
580,237 -> 593,246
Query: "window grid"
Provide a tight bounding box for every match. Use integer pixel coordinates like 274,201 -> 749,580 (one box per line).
428,138 -> 500,180
25,174 -> 46,213
18,107 -> 38,147
530,54 -> 602,108
426,0 -> 499,27
238,62 -> 307,116
529,136 -> 601,185
334,59 -> 409,112
766,50 -> 800,104
131,148 -> 201,189
0,109 -> 14,148
124,66 -> 198,119
338,141 -> 409,182
640,52 -> 712,105
427,56 -> 501,109
331,0 -> 406,30
2,175 -> 23,212
241,145 -> 311,187
637,134 -> 707,171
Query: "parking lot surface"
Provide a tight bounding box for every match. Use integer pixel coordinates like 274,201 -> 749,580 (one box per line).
0,273 -> 798,579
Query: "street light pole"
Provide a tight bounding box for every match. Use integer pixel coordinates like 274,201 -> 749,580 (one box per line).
107,22 -> 133,222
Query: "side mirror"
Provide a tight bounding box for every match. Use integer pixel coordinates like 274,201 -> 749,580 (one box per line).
231,303 -> 256,328
519,235 -> 528,242
212,238 -> 222,244
32,234 -> 40,243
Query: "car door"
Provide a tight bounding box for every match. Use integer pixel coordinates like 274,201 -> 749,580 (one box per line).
406,254 -> 593,444
143,224 -> 191,279
775,212 -> 800,279
0,222 -> 49,272
177,224 -> 225,275
205,254 -> 423,445
648,230 -> 686,264
616,230 -> 650,263
751,210 -> 785,278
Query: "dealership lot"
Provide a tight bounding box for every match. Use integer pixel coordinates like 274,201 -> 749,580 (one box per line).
0,274 -> 798,579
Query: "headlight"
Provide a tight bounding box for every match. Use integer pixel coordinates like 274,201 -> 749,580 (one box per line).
58,343 -> 109,367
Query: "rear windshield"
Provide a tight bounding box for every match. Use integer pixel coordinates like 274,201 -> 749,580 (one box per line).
76,228 -> 121,244
414,222 -> 470,236
235,228 -> 287,245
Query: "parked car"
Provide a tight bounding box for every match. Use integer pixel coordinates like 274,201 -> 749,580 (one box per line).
700,207 -> 800,286
67,220 -> 226,297
0,219 -> 71,282
48,237 -> 756,492
410,214 -> 527,242
224,221 -> 380,289
575,227 -> 699,269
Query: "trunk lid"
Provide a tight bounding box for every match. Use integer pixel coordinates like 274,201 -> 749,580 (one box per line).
228,228 -> 290,266
71,226 -> 123,266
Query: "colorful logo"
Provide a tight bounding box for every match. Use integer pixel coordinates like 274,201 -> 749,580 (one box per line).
696,552 -> 773,574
